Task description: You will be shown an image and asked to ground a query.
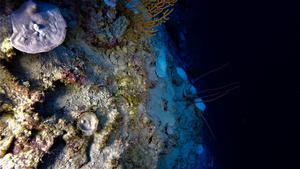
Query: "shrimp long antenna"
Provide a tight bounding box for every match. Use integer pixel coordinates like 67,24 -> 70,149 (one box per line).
197,82 -> 240,94
198,111 -> 216,140
194,84 -> 240,101
196,85 -> 240,140
192,62 -> 230,84
202,85 -> 240,103
196,91 -> 228,100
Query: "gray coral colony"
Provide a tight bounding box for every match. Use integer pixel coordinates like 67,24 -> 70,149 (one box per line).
10,0 -> 66,54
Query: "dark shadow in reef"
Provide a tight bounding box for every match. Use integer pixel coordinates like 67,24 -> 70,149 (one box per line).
34,80 -> 69,119
0,93 -> 13,106
1,52 -> 44,91
37,135 -> 66,169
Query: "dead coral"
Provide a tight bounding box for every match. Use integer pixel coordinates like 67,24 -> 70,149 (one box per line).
0,117 -> 65,168
0,65 -> 41,138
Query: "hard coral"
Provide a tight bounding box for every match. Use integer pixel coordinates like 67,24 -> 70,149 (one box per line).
0,38 -> 15,59
10,0 -> 67,54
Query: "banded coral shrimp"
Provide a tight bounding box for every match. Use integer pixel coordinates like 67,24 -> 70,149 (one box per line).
174,63 -> 240,140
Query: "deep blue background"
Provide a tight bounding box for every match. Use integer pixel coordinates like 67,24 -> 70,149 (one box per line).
167,0 -> 300,169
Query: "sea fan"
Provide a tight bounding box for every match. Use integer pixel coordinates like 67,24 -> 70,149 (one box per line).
126,0 -> 177,35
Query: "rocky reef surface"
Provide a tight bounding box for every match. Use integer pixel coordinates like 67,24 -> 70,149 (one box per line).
0,0 -> 208,168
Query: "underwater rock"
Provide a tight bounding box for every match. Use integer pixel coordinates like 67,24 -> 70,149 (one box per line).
10,0 -> 67,54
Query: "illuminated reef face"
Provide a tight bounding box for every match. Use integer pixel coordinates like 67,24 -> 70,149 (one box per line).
0,0 -> 207,168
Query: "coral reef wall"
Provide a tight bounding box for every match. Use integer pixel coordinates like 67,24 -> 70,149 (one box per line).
0,0 -> 208,168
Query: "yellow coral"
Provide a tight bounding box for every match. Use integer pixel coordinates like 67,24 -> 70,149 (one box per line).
116,70 -> 145,117
0,134 -> 14,158
0,114 -> 14,158
1,38 -> 15,58
129,0 -> 177,36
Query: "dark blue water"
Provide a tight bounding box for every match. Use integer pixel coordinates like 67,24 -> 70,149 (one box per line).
167,0 -> 300,169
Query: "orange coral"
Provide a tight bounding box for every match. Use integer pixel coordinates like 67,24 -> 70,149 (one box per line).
130,0 -> 177,36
